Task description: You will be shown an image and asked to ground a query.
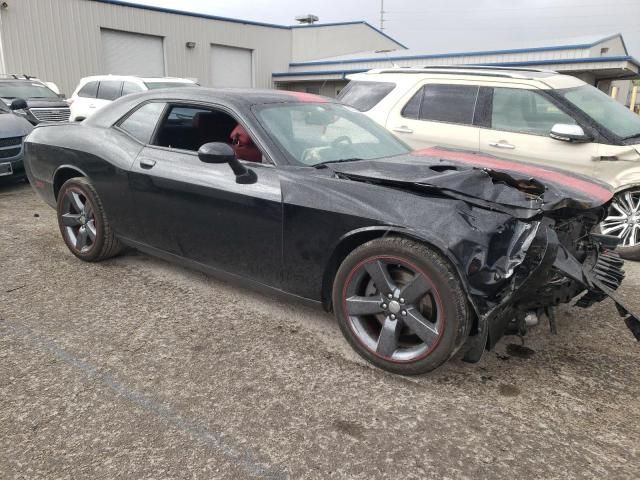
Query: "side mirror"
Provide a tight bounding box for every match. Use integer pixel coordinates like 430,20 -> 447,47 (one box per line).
9,98 -> 28,111
197,142 -> 257,185
550,124 -> 592,143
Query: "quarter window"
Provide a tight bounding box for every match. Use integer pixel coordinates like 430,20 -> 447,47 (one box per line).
77,81 -> 98,98
119,102 -> 166,144
401,89 -> 422,119
491,88 -> 575,135
97,81 -> 123,101
122,81 -> 145,96
402,84 -> 479,125
338,81 -> 396,112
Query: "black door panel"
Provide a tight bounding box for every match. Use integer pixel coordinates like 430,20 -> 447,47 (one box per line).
129,146 -> 283,287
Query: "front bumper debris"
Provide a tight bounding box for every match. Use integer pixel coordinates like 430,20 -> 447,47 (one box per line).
552,236 -> 640,341
463,228 -> 640,363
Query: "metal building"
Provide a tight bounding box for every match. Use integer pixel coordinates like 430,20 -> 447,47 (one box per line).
274,33 -> 640,103
0,0 -> 404,96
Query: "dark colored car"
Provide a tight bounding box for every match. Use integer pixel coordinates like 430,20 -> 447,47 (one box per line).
23,88 -> 640,375
0,76 -> 70,124
0,102 -> 33,180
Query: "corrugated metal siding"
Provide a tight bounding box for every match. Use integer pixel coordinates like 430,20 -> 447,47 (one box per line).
209,44 -> 253,88
101,28 -> 165,76
291,24 -> 402,62
0,0 -> 292,94
589,36 -> 627,57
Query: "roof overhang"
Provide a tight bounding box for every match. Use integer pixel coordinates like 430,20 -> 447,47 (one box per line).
273,56 -> 640,84
273,69 -> 368,83
486,56 -> 640,81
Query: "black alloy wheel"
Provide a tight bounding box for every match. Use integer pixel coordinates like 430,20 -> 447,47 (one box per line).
333,237 -> 470,375
56,177 -> 122,262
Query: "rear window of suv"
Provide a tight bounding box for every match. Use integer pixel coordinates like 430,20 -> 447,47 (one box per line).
402,84 -> 479,125
78,81 -> 98,98
338,81 -> 396,112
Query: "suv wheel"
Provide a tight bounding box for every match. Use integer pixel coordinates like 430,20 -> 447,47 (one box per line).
601,189 -> 640,260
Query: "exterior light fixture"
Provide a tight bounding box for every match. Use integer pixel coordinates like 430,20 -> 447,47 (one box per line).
185,41 -> 196,49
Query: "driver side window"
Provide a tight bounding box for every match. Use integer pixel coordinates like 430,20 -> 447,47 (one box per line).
151,104 -> 263,162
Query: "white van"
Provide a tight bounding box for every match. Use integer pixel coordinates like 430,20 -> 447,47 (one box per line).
69,75 -> 196,121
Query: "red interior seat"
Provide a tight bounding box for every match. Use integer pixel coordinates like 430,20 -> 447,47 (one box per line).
230,124 -> 262,163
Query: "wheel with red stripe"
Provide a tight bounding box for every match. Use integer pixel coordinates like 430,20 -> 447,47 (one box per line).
332,237 -> 471,375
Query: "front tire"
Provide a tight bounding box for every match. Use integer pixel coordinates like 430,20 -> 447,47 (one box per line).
600,189 -> 640,260
56,177 -> 122,262
332,237 -> 470,375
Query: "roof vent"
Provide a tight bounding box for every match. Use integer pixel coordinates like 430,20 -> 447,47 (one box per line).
295,14 -> 319,25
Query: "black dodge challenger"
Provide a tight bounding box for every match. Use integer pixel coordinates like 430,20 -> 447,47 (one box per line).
23,88 -> 640,375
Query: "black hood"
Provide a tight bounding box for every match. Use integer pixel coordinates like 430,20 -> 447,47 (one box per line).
1,98 -> 68,109
0,112 -> 33,138
328,147 -> 612,219
24,98 -> 69,108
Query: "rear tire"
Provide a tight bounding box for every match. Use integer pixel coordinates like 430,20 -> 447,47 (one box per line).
332,237 -> 470,375
56,177 -> 122,262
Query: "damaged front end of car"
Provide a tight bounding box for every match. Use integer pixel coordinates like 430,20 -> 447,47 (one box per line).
459,214 -> 639,362
329,151 -> 640,361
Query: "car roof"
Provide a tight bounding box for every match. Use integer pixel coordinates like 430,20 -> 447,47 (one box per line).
0,75 -> 45,83
135,87 -> 335,106
78,75 -> 196,83
349,66 -> 586,89
85,87 -> 336,127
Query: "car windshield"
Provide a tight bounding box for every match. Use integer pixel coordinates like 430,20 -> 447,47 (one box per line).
0,81 -> 59,99
144,81 -> 194,90
557,84 -> 640,140
255,102 -> 410,166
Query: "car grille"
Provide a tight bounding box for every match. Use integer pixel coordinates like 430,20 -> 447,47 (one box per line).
0,147 -> 20,159
0,137 -> 21,148
30,107 -> 71,122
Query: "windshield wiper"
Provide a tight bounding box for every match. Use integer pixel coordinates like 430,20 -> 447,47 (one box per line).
313,158 -> 364,169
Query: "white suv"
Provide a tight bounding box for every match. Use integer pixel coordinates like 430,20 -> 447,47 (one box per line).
339,67 -> 640,258
69,75 -> 197,121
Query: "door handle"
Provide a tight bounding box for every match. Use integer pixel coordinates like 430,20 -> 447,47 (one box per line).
139,158 -> 156,169
489,141 -> 516,150
392,126 -> 414,134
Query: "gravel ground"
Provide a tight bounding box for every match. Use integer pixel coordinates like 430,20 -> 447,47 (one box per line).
1,182 -> 639,479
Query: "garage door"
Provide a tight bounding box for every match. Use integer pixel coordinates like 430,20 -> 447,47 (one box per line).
209,44 -> 253,88
101,29 -> 165,77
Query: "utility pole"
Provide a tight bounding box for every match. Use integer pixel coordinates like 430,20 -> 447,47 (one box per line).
380,0 -> 385,31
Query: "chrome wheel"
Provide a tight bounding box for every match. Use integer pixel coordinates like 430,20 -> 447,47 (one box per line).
601,190 -> 640,247
60,188 -> 97,253
342,256 -> 444,363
